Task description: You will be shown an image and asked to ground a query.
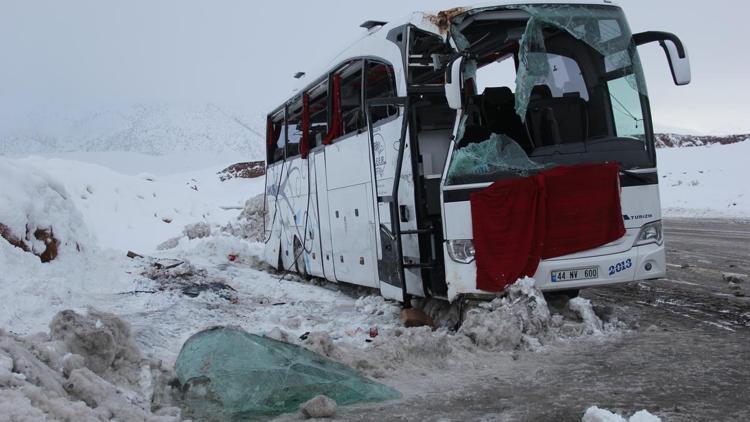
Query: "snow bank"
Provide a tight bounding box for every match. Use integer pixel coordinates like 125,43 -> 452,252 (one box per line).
5,156 -> 264,253
658,140 -> 750,218
582,406 -> 661,422
0,309 -> 179,421
0,156 -> 93,260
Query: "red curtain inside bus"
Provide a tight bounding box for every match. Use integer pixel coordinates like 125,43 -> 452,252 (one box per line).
470,162 -> 625,292
323,74 -> 342,145
300,93 -> 311,159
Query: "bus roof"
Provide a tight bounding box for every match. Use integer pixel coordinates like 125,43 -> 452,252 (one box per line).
280,0 -> 621,112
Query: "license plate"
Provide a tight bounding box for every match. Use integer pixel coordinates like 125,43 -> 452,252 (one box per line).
551,266 -> 599,283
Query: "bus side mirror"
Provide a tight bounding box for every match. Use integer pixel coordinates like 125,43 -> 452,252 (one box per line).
445,56 -> 464,109
633,31 -> 691,86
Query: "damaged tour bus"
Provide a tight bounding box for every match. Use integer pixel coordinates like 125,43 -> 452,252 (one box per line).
263,1 -> 691,304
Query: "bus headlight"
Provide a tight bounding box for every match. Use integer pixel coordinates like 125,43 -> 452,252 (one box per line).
634,221 -> 663,246
447,239 -> 475,264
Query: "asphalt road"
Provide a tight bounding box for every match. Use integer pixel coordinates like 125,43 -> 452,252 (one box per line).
330,218 -> 750,421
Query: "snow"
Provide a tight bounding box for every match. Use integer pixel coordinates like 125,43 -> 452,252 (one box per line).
582,406 -> 661,422
657,140 -> 750,218
5,156 -> 263,253
1,138 -> 744,418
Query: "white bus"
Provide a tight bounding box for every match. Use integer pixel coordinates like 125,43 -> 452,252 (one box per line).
263,1 -> 691,304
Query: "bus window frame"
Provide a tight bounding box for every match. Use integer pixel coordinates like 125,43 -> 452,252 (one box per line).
364,59 -> 401,130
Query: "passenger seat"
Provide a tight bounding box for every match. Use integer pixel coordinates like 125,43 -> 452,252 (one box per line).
480,87 -> 527,147
526,85 -> 588,147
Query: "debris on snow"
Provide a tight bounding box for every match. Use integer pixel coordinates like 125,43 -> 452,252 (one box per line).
173,327 -> 398,420
582,406 -> 661,422
300,394 -> 337,419
0,310 -> 179,421
140,257 -> 238,302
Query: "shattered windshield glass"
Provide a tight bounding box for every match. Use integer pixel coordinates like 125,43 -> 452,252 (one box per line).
445,4 -> 654,185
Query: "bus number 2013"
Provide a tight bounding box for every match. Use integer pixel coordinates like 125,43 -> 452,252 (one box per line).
608,259 -> 632,276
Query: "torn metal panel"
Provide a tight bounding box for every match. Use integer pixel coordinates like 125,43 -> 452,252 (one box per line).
426,6 -> 469,33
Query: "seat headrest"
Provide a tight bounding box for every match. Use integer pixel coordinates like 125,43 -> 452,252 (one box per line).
482,86 -> 514,106
530,85 -> 553,100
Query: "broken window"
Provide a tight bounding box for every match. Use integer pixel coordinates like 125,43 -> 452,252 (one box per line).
266,111 -> 284,164
510,4 -> 647,120
445,4 -> 656,181
408,28 -> 452,85
286,99 -> 303,158
365,61 -> 398,125
446,133 -> 549,185
174,327 -> 400,420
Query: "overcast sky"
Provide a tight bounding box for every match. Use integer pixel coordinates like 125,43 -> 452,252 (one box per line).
0,0 -> 746,134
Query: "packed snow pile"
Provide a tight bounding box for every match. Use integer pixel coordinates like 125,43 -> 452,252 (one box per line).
0,309 -> 180,421
277,278 -> 624,379
582,406 -> 661,422
2,156 -> 264,253
657,140 -> 750,218
0,157 -> 93,262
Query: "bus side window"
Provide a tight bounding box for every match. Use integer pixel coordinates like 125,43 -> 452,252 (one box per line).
286,99 -> 303,158
307,80 -> 328,148
365,61 -> 397,125
338,61 -> 364,136
267,111 -> 284,164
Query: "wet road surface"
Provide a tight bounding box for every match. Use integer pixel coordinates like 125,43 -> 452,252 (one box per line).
333,218 -> 750,421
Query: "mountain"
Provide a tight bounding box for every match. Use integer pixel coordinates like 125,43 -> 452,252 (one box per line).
654,133 -> 750,148
0,103 -> 266,158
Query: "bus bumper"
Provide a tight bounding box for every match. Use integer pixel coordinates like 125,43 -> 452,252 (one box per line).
444,242 -> 666,301
533,242 -> 666,292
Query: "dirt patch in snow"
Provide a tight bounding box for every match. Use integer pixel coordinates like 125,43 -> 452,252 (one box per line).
0,309 -> 179,421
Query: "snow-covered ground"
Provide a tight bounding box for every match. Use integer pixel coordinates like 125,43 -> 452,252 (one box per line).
657,140 -> 750,218
4,139 -> 744,419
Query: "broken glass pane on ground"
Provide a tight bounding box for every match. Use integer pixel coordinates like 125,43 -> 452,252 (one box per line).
174,326 -> 400,420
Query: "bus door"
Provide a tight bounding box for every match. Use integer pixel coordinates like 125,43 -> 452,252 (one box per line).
366,97 -> 426,302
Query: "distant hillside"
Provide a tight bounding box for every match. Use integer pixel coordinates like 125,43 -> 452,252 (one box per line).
655,133 -> 749,148
0,103 -> 265,158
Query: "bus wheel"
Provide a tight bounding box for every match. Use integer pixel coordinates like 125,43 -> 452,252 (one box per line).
293,237 -> 310,280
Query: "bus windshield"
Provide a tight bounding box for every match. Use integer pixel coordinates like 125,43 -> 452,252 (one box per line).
446,4 -> 654,186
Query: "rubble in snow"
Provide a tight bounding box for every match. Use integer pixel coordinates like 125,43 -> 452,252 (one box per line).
221,193 -> 265,242
135,256 -> 238,302
303,279 -> 625,379
0,310 -> 179,421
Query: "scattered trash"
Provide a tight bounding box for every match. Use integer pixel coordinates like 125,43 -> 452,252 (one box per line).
369,327 -> 379,338
134,256 -> 238,302
299,331 -> 311,341
227,254 -> 237,262
174,327 -> 399,420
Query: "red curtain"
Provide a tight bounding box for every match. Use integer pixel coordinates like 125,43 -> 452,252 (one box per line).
323,74 -> 342,145
470,163 -> 625,292
300,93 -> 311,159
